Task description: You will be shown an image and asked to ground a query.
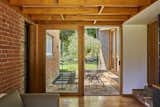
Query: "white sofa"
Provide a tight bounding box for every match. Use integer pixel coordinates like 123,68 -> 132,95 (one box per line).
0,90 -> 59,107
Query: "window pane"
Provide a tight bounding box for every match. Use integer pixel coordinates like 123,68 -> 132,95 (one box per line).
46,34 -> 53,56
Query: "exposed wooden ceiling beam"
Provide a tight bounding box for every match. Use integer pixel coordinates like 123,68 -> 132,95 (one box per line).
22,7 -> 98,14
149,0 -> 158,4
10,0 -> 150,7
39,24 -> 79,30
9,0 -> 58,6
9,0 -> 22,6
31,15 -> 129,21
102,7 -> 138,15
22,7 -> 138,15
58,0 -> 150,6
35,21 -> 122,25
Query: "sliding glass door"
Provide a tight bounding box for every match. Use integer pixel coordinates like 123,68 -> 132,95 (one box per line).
45,30 -> 79,93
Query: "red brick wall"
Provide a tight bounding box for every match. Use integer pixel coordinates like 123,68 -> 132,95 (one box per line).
46,30 -> 59,91
0,2 -> 25,93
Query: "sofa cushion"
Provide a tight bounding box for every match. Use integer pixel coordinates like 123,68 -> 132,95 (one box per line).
0,90 -> 24,107
21,94 -> 59,107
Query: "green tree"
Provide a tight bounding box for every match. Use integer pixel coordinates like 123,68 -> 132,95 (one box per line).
60,30 -> 75,54
86,28 -> 97,38
68,33 -> 100,62
84,33 -> 100,60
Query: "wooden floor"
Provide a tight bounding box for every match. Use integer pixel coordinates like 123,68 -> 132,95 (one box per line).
60,96 -> 145,107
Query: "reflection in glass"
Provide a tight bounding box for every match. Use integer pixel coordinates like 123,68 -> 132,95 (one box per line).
46,30 -> 78,93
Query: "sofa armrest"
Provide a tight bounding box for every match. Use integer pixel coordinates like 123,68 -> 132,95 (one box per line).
21,94 -> 59,107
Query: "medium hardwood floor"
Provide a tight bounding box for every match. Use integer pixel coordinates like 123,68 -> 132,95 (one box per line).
60,96 -> 145,107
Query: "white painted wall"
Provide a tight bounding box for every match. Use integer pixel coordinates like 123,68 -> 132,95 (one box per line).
122,25 -> 148,94
124,0 -> 160,24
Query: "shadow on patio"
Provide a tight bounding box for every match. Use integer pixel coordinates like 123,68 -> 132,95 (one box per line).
84,70 -> 120,96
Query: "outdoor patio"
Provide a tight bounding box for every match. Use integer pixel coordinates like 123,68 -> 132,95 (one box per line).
84,70 -> 120,96
46,70 -> 119,95
46,71 -> 78,93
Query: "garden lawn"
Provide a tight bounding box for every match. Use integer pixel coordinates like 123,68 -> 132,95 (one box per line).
60,63 -> 97,72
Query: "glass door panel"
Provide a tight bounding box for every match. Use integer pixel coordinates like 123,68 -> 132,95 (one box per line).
46,30 -> 79,93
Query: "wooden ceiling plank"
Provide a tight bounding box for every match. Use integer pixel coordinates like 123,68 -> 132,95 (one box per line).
22,7 -> 137,15
39,24 -> 79,30
58,0 -> 150,6
35,21 -> 122,25
31,15 -> 129,21
23,0 -> 58,5
9,0 -> 22,6
65,15 -> 129,21
102,7 -> 138,15
22,7 -> 98,14
9,0 -> 151,7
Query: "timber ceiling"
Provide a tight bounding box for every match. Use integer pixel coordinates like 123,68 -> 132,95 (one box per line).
9,0 -> 156,25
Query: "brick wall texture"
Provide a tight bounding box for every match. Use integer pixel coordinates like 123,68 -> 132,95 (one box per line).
46,30 -> 60,91
0,2 -> 25,93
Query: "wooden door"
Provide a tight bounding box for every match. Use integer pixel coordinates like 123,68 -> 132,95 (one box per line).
148,21 -> 159,86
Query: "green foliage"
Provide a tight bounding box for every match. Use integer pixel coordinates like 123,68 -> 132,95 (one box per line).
86,28 -> 97,38
60,29 -> 100,70
60,30 -> 75,54
67,32 -> 100,62
67,34 -> 78,61
84,33 -> 100,61
60,30 -> 75,40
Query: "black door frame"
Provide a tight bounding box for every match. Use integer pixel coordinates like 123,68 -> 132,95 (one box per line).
24,22 -> 30,93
